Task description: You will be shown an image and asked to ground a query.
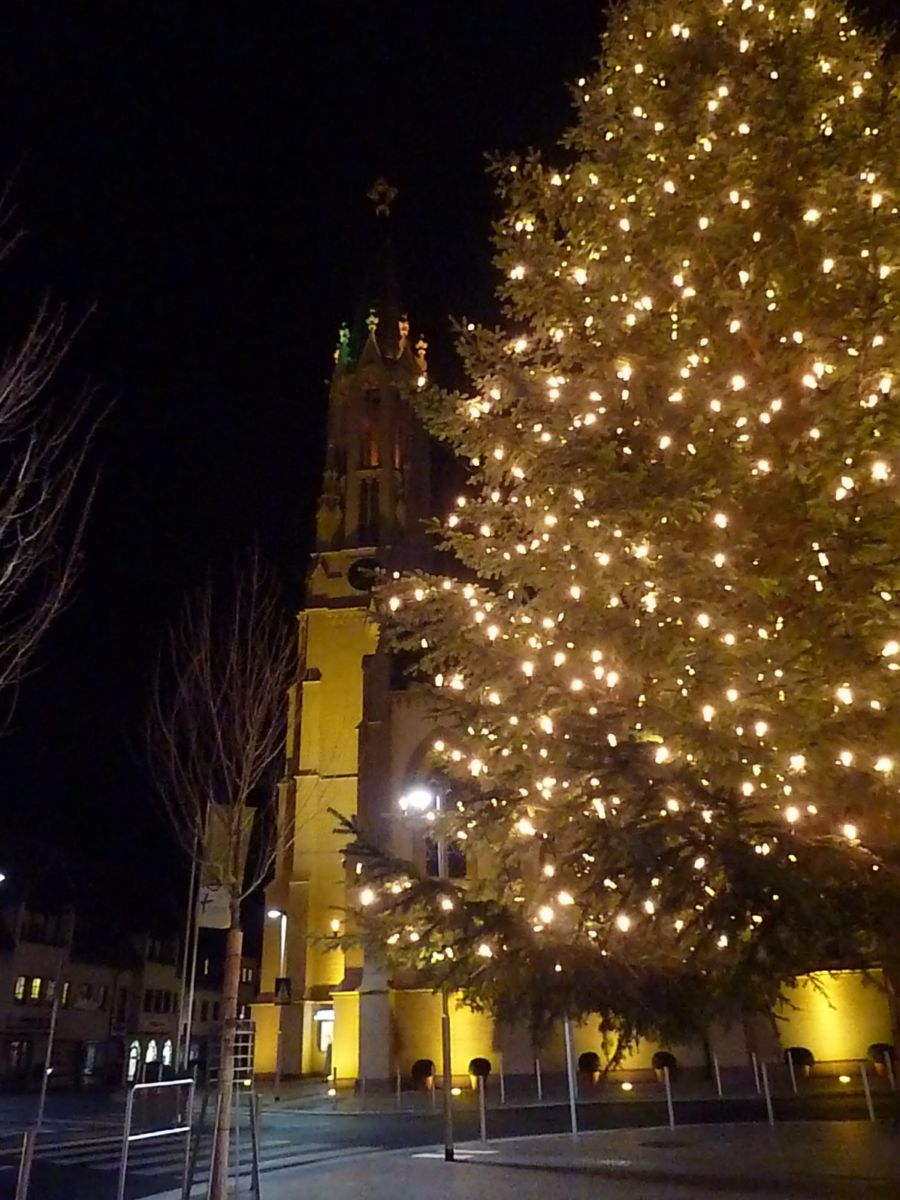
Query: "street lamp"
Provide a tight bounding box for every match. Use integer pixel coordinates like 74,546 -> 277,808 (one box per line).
267,907 -> 288,1101
398,786 -> 454,1162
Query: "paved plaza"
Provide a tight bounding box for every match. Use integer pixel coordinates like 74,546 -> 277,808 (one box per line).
150,1120 -> 900,1199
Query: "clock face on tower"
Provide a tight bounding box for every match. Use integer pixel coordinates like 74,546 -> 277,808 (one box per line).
347,556 -> 381,592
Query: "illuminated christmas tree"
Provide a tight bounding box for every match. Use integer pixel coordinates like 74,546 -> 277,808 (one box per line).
347,0 -> 900,1048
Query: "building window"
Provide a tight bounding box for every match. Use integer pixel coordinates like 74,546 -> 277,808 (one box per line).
82,1042 -> 98,1077
9,1040 -> 28,1073
358,477 -> 380,544
116,987 -> 128,1023
145,1039 -> 158,1064
61,981 -> 70,1007
200,1000 -> 209,1022
30,977 -> 42,1003
97,984 -> 107,1010
162,1039 -> 173,1067
127,1041 -> 141,1081
314,1007 -> 335,1054
46,979 -> 57,1005
359,391 -> 381,468
425,838 -> 467,879
203,957 -> 210,976
143,989 -> 153,1013
13,976 -> 26,1003
212,1001 -> 220,1022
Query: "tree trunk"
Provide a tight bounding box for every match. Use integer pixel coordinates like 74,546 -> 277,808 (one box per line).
209,911 -> 243,1200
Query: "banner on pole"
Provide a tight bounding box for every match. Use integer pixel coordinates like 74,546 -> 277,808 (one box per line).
196,881 -> 231,929
196,803 -> 255,928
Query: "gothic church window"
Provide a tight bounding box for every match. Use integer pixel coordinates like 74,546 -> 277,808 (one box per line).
359,391 -> 380,468
358,477 -> 380,544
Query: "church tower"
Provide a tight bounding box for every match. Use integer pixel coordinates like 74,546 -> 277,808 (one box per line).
254,182 -> 433,1082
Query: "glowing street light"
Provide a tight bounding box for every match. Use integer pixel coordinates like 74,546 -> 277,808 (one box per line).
398,787 -> 435,813
267,907 -> 288,1101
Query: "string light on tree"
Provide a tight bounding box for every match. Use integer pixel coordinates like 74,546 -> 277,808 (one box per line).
346,0 -> 900,1054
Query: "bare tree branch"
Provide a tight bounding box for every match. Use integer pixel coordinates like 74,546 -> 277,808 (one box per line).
147,549 -> 297,899
0,192 -> 100,708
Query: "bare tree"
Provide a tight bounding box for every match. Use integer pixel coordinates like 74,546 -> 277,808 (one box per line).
0,194 -> 97,706
148,551 -> 295,1199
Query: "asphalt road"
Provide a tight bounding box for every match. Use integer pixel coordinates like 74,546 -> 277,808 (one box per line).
0,1088 -> 896,1200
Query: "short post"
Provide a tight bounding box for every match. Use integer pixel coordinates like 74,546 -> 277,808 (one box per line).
562,1016 -> 579,1138
750,1051 -> 761,1095
478,1075 -> 487,1143
761,1062 -> 774,1126
712,1053 -> 723,1098
663,1065 -> 675,1130
499,1061 -> 506,1105
395,1069 -> 402,1111
535,1057 -> 543,1102
14,1129 -> 36,1200
786,1052 -> 797,1096
884,1050 -> 896,1092
861,1063 -> 876,1122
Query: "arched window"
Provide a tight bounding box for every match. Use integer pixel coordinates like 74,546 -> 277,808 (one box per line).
162,1039 -> 173,1067
145,1038 -> 158,1064
127,1041 -> 141,1082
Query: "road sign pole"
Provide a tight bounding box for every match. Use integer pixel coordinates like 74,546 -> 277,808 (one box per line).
36,962 -> 63,1132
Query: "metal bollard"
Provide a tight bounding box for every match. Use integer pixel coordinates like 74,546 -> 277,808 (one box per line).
712,1053 -> 723,1098
861,1064 -> 876,1122
663,1065 -> 675,1130
563,1018 -> 579,1138
761,1062 -> 775,1126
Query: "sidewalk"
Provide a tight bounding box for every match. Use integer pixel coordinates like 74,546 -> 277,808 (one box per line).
150,1120 -> 900,1199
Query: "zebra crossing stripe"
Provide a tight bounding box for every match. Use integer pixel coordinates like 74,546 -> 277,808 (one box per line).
48,1138 -> 321,1171
183,1146 -> 382,1183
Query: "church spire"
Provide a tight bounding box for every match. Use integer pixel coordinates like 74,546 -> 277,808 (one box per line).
311,183 -> 431,602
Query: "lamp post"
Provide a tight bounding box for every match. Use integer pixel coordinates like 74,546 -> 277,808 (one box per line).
400,787 -> 454,1162
267,908 -> 288,1101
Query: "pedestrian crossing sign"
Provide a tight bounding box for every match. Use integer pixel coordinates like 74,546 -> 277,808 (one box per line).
274,977 -> 291,1005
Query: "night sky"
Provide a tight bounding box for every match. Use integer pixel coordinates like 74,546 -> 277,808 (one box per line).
0,2 -> 894,930
0,2 -> 600,926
